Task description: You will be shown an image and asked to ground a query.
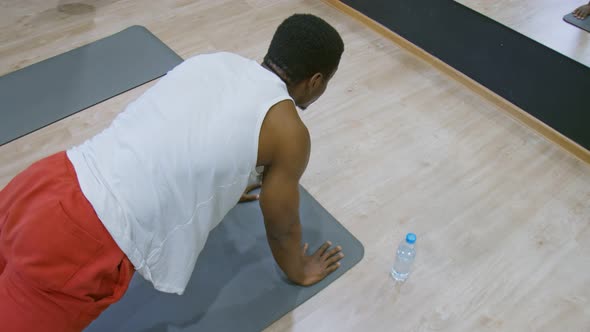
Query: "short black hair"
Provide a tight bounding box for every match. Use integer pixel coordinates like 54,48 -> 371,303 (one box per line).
264,14 -> 344,84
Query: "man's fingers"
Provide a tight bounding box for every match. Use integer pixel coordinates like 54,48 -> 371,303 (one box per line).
239,193 -> 259,202
302,243 -> 309,254
314,241 -> 332,257
238,183 -> 262,203
325,252 -> 344,266
573,6 -> 590,19
325,262 -> 341,275
245,183 -> 262,193
322,246 -> 342,258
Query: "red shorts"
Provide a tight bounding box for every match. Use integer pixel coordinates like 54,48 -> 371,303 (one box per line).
0,151 -> 134,332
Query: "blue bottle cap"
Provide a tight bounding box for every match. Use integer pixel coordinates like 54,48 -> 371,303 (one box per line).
406,233 -> 416,244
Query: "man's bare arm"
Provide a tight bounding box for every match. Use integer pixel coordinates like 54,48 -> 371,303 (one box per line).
259,103 -> 343,286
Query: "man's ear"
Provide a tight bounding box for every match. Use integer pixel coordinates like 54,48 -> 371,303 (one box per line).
309,72 -> 324,89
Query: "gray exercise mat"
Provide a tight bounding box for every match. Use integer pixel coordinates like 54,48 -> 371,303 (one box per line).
0,26 -> 183,146
85,186 -> 364,332
563,13 -> 590,32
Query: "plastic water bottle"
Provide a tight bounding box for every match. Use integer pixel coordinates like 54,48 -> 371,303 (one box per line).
391,233 -> 416,281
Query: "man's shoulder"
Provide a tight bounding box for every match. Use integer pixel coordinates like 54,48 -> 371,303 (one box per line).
264,101 -> 310,155
258,102 -> 309,168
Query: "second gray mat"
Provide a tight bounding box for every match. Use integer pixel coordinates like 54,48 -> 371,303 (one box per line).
564,13 -> 590,32
0,26 -> 183,146
85,186 -> 364,332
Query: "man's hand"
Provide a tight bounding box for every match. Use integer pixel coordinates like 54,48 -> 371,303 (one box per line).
299,241 -> 344,286
574,4 -> 590,19
239,183 -> 261,203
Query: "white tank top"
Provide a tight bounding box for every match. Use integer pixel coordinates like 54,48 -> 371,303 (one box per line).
67,52 -> 292,294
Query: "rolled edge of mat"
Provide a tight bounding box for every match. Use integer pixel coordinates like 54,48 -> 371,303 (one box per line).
323,0 -> 590,165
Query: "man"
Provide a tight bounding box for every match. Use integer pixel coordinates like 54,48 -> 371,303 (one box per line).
0,14 -> 345,331
573,1 -> 590,19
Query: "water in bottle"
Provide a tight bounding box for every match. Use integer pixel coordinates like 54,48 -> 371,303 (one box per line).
391,233 -> 416,281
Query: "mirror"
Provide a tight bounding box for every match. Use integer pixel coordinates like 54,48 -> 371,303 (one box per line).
455,0 -> 590,67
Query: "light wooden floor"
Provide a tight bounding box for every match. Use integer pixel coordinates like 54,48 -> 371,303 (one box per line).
1,1 -> 590,331
457,0 -> 590,67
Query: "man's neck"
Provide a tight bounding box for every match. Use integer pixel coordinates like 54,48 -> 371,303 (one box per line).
261,61 -> 299,102
261,61 -> 289,85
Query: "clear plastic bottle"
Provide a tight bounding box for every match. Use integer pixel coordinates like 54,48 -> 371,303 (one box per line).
391,233 -> 416,281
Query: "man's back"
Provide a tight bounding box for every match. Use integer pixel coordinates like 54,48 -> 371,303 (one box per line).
67,52 -> 292,294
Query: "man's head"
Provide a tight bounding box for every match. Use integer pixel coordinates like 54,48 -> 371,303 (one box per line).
264,14 -> 344,110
